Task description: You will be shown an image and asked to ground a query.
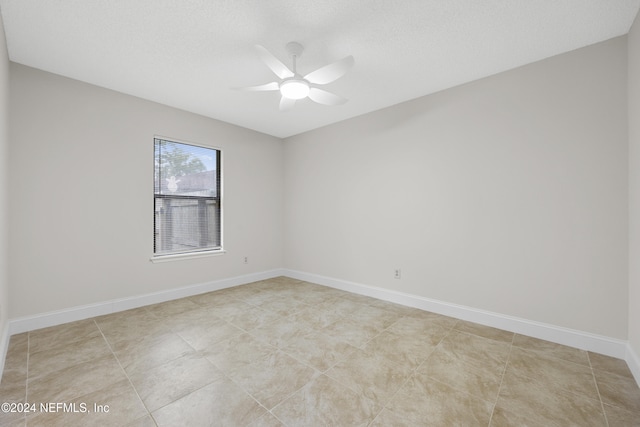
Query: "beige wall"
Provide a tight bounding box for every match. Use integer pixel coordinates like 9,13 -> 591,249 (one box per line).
629,11 -> 640,359
8,64 -> 284,318
284,37 -> 629,339
0,16 -> 9,336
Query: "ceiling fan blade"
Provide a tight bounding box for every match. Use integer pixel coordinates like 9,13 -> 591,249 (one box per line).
235,82 -> 279,92
308,88 -> 348,106
279,96 -> 296,111
304,55 -> 354,85
255,45 -> 294,80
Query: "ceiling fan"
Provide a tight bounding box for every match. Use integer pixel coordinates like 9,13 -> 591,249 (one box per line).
237,42 -> 354,111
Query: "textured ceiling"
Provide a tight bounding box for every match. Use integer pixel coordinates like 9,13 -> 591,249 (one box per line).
1,0 -> 639,138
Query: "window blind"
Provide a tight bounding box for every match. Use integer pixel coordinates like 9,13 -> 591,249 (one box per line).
154,138 -> 221,256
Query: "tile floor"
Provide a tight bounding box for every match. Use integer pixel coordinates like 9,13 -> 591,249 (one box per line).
0,276 -> 639,426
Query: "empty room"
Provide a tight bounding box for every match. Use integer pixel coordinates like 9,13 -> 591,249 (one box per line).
1,0 -> 640,426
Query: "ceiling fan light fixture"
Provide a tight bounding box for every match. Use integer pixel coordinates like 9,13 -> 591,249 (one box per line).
238,43 -> 353,110
280,79 -> 310,100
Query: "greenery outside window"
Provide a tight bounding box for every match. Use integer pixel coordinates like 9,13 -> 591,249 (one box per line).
154,138 -> 221,256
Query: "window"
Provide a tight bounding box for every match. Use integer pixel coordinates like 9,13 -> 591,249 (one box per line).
154,138 -> 221,257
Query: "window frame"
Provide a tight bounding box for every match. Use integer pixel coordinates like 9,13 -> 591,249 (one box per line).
151,136 -> 224,262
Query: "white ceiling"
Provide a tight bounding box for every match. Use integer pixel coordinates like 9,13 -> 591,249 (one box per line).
1,0 -> 639,138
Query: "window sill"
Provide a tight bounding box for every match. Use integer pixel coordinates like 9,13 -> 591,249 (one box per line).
150,249 -> 226,263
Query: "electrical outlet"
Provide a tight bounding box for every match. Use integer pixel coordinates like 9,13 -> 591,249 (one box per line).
394,269 -> 401,279
243,256 -> 248,264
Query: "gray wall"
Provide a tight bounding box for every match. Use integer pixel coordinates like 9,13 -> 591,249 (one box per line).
629,11 -> 640,361
284,37 -> 629,339
0,15 -> 9,340
4,28 -> 635,347
8,64 -> 284,318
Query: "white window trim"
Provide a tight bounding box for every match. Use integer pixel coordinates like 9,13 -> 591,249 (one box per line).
153,135 -> 224,261
150,249 -> 226,263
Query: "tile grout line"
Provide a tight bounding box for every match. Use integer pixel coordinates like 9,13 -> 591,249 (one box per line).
92,318 -> 158,427
487,332 -> 515,427
128,305 -> 252,423
495,347 -> 612,405
24,332 -> 30,425
208,329 -> 317,427
10,279 -> 633,425
325,308 -> 409,426
333,296 -> 392,426
377,315 -> 432,397
261,294 -> 367,423
587,352 -> 610,427
225,367 -> 288,425
151,374 -> 266,425
266,372 -> 318,427
161,299 -> 315,427
252,293 -> 402,426
366,318 -> 459,426
143,295 -> 268,416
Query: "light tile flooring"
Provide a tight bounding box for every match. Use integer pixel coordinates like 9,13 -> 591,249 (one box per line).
1,277 -> 639,426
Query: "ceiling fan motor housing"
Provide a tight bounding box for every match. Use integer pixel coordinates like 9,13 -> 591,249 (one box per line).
285,41 -> 304,59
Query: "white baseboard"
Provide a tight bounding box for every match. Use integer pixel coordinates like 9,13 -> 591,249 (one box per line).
0,321 -> 9,381
5,267 -> 638,387
284,269 -> 629,360
9,269 -> 285,335
627,343 -> 640,386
